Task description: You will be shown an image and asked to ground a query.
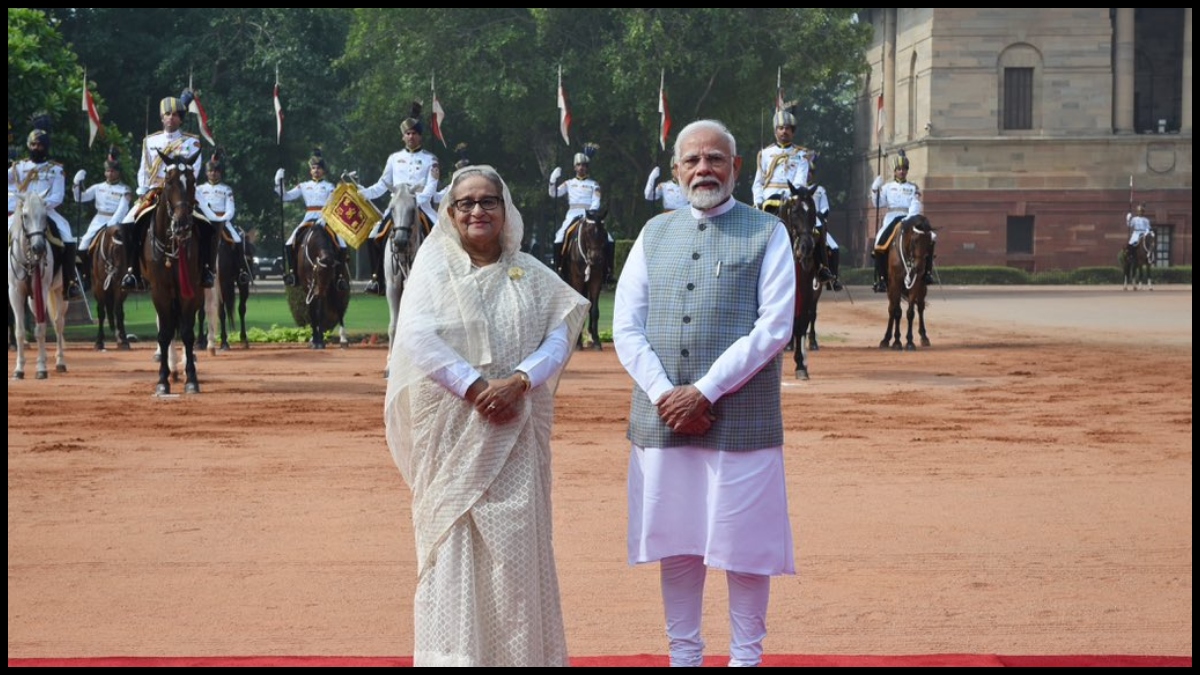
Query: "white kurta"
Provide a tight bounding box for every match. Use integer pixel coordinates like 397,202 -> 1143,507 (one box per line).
613,198 -> 796,577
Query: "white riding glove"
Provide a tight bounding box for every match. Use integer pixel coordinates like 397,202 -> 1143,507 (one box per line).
871,175 -> 883,192
549,167 -> 562,184
136,186 -> 148,197
73,169 -> 87,185
648,166 -> 660,182
274,168 -> 285,186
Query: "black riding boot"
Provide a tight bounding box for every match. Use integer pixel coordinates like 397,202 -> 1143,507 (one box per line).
814,237 -> 835,284
120,221 -> 142,289
923,240 -> 937,285
60,242 -> 82,299
604,240 -> 615,284
363,238 -> 382,294
827,248 -> 843,291
336,247 -> 350,291
873,251 -> 888,293
198,231 -> 216,289
236,241 -> 250,285
283,244 -> 298,287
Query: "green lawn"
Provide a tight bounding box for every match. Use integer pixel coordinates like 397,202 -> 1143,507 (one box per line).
57,288 -> 617,343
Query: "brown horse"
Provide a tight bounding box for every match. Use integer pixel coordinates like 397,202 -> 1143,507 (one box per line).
142,150 -> 203,393
89,226 -> 130,351
1121,230 -> 1156,291
215,230 -> 252,350
295,224 -> 350,350
880,216 -> 934,351
774,183 -> 821,380
563,208 -> 607,350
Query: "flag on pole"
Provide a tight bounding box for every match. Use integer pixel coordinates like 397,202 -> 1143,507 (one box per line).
274,68 -> 285,145
430,74 -> 446,148
188,92 -> 215,146
775,66 -> 785,113
557,65 -> 572,146
81,69 -> 103,148
875,94 -> 885,139
658,69 -> 672,151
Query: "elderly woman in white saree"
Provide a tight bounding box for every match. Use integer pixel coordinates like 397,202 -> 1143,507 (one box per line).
385,165 -> 589,667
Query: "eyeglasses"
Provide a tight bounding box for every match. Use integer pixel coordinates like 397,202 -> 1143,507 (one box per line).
451,196 -> 503,213
679,153 -> 730,170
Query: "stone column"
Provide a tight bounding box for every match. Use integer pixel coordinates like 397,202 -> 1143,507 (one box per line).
884,8 -> 896,143
1114,8 -> 1136,134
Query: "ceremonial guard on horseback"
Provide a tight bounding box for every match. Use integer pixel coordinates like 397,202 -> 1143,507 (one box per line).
549,142 -> 612,282
277,149 -> 344,288
644,163 -> 689,212
359,102 -> 439,295
196,148 -> 249,285
752,108 -> 836,288
120,90 -> 221,291
807,161 -> 843,292
869,150 -> 935,292
8,115 -> 83,300
1125,203 -> 1153,262
73,146 -> 132,291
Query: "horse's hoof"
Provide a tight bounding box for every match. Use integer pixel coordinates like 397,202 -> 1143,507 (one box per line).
339,342 -> 348,350
156,383 -> 170,395
219,344 -> 230,352
152,352 -> 162,363
95,343 -> 105,351
13,371 -> 24,380
892,343 -> 903,351
921,338 -> 931,347
119,343 -> 131,351
809,343 -> 820,352
879,341 -> 890,349
906,343 -> 917,351
56,364 -> 67,373
36,370 -> 48,380
795,369 -> 809,381
185,382 -> 200,394
208,347 -> 217,357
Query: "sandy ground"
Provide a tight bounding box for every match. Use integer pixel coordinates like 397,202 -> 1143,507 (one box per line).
7,285 -> 1192,659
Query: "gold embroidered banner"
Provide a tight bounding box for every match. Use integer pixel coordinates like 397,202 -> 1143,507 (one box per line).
321,182 -> 381,250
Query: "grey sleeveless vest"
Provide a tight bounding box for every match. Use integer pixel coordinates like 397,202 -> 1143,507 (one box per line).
627,201 -> 785,450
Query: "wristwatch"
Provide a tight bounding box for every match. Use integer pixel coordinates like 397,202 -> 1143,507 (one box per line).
514,370 -> 531,392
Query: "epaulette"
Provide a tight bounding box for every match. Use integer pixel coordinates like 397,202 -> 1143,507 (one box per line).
182,132 -> 199,140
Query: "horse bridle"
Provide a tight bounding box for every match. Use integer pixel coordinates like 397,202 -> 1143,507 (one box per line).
780,195 -> 816,271
152,164 -> 196,264
573,216 -> 606,283
897,219 -> 931,290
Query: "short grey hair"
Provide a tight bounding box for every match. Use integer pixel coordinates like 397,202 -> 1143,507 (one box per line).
672,119 -> 738,164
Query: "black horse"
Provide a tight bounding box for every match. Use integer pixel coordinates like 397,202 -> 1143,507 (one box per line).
295,224 -> 350,349
1121,230 -> 1156,291
215,230 -> 252,349
773,183 -> 821,380
563,208 -> 608,350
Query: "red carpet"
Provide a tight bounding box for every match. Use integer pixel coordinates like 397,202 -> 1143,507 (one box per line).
7,655 -> 1192,667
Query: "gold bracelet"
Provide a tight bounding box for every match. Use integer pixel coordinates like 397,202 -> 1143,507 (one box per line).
514,371 -> 531,392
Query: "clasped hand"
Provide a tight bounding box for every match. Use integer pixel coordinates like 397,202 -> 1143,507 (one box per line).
656,384 -> 715,436
468,375 -> 527,425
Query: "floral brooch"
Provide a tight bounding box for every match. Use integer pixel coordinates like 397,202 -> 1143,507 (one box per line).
508,266 -> 525,281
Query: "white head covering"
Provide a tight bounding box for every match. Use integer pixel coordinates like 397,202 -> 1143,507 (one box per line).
385,164 -> 588,491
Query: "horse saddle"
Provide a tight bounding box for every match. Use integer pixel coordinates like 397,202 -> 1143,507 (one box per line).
874,222 -> 903,254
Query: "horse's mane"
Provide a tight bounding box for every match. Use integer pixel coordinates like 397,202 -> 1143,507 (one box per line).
19,191 -> 48,229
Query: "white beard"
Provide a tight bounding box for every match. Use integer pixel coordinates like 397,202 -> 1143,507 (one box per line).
686,175 -> 734,210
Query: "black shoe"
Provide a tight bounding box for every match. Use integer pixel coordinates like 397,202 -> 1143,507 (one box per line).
336,277 -> 349,292
363,279 -> 380,295
831,279 -> 844,292
923,272 -> 935,285
122,272 -> 138,290
817,267 -> 835,283
283,272 -> 297,287
238,270 -> 250,285
66,282 -> 83,300
873,280 -> 887,293
202,270 -> 216,289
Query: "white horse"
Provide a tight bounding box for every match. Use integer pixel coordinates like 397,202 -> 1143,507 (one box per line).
383,184 -> 424,377
8,191 -> 67,380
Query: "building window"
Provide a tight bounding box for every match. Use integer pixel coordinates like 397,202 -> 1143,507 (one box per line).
1006,216 -> 1034,254
1152,225 -> 1171,267
1003,68 -> 1033,130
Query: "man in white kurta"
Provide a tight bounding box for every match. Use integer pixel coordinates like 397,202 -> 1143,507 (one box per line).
614,119 -> 796,668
